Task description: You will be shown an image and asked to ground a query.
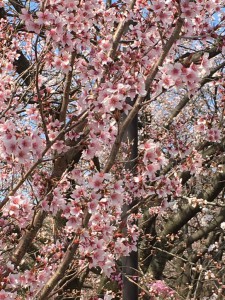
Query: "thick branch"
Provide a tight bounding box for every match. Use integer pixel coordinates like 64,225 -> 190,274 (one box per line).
10,210 -> 47,266
59,51 -> 76,123
104,17 -> 183,172
35,241 -> 79,299
186,206 -> 225,247
163,169 -> 225,237
142,167 -> 225,278
108,0 -> 136,59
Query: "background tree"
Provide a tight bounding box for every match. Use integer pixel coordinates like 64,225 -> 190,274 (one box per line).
0,0 -> 224,299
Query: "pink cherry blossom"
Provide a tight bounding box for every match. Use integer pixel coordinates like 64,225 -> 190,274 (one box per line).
0,1 -> 223,299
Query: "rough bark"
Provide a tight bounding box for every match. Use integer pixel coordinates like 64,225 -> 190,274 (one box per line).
122,98 -> 139,300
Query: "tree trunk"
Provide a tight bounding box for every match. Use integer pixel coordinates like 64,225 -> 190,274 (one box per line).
122,98 -> 139,300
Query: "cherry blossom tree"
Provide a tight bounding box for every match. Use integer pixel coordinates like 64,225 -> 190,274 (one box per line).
0,0 -> 225,299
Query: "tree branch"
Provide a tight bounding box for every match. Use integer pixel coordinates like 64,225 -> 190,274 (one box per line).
108,0 -> 136,59
104,17 -> 183,172
165,60 -> 225,129
59,51 -> 76,123
34,240 -> 79,299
